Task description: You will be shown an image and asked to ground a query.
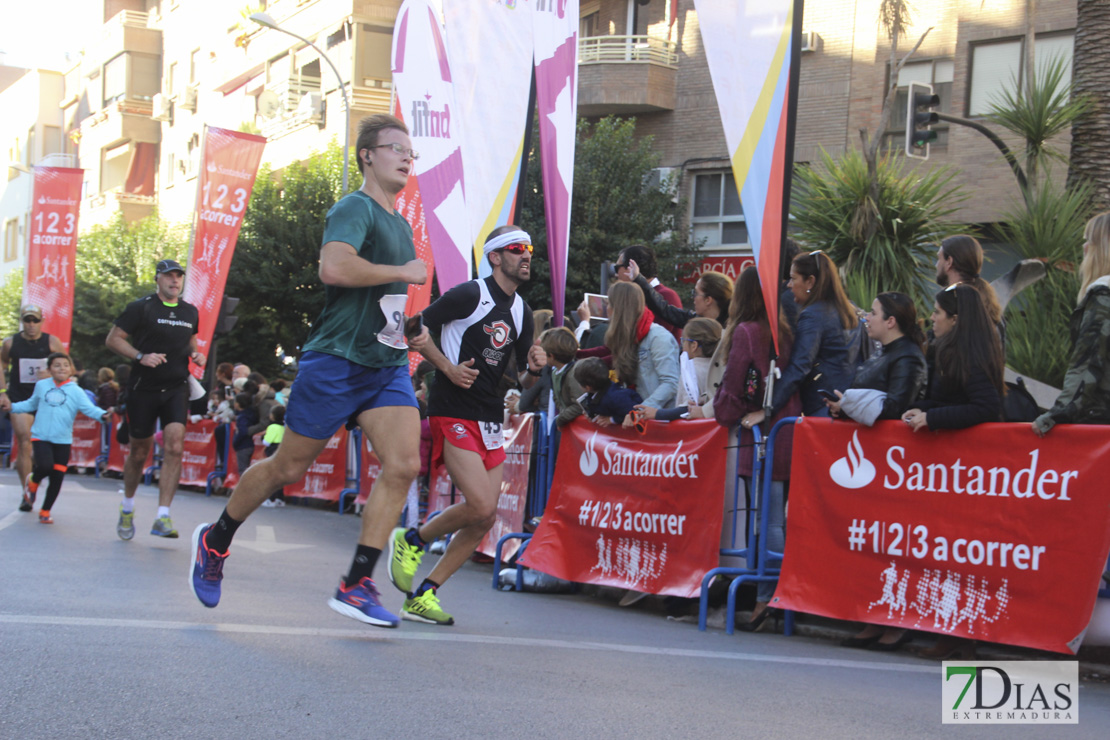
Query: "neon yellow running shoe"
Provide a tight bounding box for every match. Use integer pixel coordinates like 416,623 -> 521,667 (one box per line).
402,589 -> 454,625
387,527 -> 424,594
117,505 -> 135,540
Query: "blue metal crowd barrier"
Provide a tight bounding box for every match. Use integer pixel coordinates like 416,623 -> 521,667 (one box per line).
205,423 -> 232,496
337,429 -> 363,513
493,412 -> 552,591
698,418 -> 799,635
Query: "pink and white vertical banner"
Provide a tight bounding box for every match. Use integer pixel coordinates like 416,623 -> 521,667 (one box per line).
183,126 -> 266,377
442,0 -> 534,278
532,0 -> 578,322
392,0 -> 472,293
24,166 -> 82,349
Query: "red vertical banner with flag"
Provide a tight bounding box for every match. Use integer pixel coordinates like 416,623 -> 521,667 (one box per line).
24,166 -> 83,349
183,127 -> 267,377
392,98 -> 436,373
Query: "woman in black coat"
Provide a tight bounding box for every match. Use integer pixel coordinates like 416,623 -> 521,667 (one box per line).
903,284 -> 1004,433
826,292 -> 927,425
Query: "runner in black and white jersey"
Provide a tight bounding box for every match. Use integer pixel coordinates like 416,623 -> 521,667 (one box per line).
386,225 -> 545,625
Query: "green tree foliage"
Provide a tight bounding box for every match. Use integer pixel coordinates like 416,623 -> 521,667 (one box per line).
221,141 -> 346,376
791,148 -> 967,308
517,116 -> 697,315
0,213 -> 189,371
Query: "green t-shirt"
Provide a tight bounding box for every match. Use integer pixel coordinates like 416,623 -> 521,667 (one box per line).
302,191 -> 415,368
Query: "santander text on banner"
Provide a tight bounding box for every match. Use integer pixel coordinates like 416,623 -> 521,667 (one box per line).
772,419 -> 1110,654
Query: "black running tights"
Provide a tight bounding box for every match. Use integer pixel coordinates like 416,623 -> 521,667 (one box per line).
31,441 -> 71,512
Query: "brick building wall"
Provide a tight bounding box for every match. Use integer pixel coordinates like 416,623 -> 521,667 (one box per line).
579,0 -> 1078,250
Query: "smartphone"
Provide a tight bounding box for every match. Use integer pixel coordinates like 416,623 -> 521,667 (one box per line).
584,293 -> 610,320
818,389 -> 839,401
404,314 -> 424,341
225,385 -> 234,399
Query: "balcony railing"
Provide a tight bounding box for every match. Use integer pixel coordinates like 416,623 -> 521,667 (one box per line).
578,35 -> 678,67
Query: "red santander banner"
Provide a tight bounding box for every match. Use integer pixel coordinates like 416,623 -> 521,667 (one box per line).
773,419 -> 1110,654
69,417 -> 103,468
478,413 -> 534,559
183,126 -> 266,377
521,418 -> 728,597
24,166 -> 83,348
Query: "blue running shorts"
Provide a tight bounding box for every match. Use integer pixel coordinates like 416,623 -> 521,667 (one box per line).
284,351 -> 418,440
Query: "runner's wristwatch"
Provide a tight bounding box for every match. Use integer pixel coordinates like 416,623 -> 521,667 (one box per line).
135,352 -> 144,362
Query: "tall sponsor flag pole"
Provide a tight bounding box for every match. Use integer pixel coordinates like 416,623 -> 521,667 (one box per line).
441,0 -> 534,279
694,0 -> 802,417
531,0 -> 578,325
23,166 -> 83,349
183,126 -> 267,380
392,0 -> 472,293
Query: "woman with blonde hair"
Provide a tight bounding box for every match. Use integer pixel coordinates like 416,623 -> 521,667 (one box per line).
1033,212 -> 1110,436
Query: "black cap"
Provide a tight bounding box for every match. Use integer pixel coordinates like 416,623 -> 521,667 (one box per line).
156,259 -> 185,275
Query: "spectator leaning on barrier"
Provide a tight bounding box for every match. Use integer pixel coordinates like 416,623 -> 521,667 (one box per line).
712,266 -> 800,632
574,356 -> 642,426
1033,211 -> 1110,436
632,316 -> 720,423
603,281 -> 679,416
825,292 -> 928,426
755,250 -> 859,420
903,284 -> 1004,434
540,327 -> 584,428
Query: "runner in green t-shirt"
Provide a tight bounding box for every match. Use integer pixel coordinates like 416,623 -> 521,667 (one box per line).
191,114 -> 431,628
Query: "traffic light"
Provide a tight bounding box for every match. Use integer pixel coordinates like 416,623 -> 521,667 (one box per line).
905,81 -> 940,160
214,295 -> 240,337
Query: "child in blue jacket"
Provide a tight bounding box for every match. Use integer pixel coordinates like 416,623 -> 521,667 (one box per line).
13,352 -> 110,522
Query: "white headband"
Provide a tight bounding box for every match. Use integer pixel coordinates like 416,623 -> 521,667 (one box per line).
483,230 -> 531,256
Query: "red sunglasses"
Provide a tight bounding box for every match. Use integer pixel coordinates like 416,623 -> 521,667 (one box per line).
500,243 -> 533,255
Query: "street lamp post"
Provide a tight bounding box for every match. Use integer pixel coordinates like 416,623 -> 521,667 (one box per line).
249,12 -> 352,194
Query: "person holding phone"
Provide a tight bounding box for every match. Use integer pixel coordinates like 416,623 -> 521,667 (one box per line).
388,224 -> 542,626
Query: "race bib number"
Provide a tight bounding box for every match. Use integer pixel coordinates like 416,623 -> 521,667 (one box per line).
480,421 -> 503,451
19,357 -> 47,384
376,294 -> 409,350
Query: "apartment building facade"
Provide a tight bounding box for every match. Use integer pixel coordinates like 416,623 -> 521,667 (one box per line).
32,0 -> 1079,278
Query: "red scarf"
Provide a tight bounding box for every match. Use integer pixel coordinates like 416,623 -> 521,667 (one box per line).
635,308 -> 655,343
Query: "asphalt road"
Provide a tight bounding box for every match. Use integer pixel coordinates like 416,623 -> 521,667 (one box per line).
2,471 -> 1108,739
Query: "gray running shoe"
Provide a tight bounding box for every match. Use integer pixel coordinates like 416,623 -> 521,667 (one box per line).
117,505 -> 135,540
151,515 -> 179,538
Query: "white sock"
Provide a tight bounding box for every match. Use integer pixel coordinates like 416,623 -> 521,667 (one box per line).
122,498 -> 134,513
158,506 -> 170,519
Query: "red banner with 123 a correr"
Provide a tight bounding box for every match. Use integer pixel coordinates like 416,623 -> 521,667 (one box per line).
521,418 -> 728,598
24,166 -> 83,349
773,419 -> 1110,654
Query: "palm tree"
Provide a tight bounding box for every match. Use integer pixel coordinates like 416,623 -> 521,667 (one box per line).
1068,0 -> 1110,209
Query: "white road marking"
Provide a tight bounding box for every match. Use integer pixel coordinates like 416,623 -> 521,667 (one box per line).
0,510 -> 23,533
0,613 -> 934,673
234,524 -> 313,554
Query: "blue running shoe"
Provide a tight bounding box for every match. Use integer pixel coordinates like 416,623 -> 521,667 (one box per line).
327,577 -> 399,628
190,523 -> 228,608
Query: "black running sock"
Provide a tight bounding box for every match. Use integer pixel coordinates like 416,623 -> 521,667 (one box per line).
345,545 -> 382,587
205,509 -> 242,554
405,527 -> 427,550
415,578 -> 440,597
